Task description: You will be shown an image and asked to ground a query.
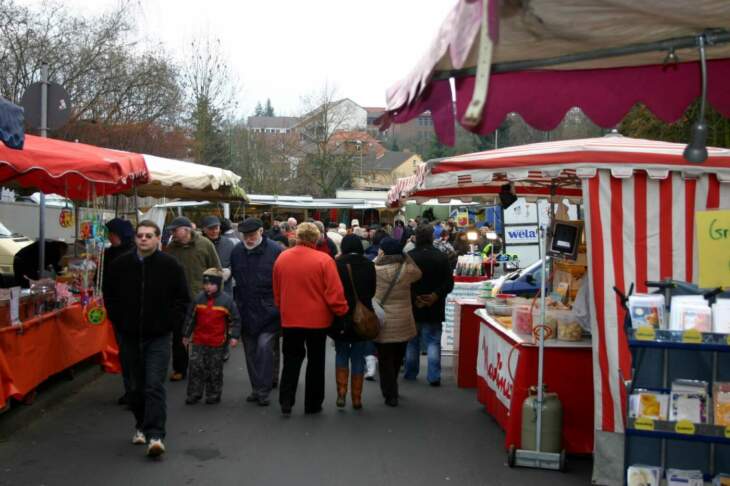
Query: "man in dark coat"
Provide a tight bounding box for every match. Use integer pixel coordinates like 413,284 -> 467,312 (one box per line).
230,217 -> 283,406
404,224 -> 455,386
105,220 -> 191,458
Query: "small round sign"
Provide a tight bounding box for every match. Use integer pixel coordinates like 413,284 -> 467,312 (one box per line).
85,303 -> 106,325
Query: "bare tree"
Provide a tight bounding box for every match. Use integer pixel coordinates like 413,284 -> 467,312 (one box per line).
228,121 -> 299,195
294,83 -> 364,197
0,0 -> 183,133
182,35 -> 239,167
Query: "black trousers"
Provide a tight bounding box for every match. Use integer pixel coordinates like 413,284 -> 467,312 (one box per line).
172,320 -> 188,375
376,342 -> 408,401
118,332 -> 171,440
278,327 -> 327,412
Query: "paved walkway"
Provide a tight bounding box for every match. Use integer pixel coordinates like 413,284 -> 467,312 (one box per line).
0,346 -> 592,486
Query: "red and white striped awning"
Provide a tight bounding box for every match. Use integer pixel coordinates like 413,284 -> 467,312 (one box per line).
387,135 -> 730,206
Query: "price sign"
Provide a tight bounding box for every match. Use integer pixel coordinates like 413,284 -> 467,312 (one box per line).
675,420 -> 696,435
634,417 -> 655,431
696,209 -> 730,288
681,329 -> 702,344
635,326 -> 656,341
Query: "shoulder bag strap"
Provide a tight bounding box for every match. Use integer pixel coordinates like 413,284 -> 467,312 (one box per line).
379,262 -> 405,307
345,264 -> 361,303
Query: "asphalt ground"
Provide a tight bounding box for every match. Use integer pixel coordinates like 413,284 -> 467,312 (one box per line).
0,344 -> 592,486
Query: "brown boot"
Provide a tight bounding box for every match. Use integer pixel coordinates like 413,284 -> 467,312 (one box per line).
351,374 -> 364,410
336,367 -> 349,408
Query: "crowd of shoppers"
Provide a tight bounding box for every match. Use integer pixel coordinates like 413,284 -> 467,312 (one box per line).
104,212 -> 462,458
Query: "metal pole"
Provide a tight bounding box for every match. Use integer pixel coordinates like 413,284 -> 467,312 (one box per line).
38,62 -> 49,278
536,225 -> 548,453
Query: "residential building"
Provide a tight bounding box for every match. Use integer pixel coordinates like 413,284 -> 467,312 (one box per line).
365,108 -> 434,151
296,98 -> 367,140
247,116 -> 300,134
352,150 -> 423,189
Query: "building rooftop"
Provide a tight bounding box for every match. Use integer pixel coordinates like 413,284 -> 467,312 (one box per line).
247,116 -> 300,130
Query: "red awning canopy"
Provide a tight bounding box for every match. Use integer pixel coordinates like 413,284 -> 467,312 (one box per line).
378,0 -> 730,145
388,135 -> 730,205
0,135 -> 148,199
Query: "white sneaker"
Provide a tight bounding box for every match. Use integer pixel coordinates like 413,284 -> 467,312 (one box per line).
131,430 -> 146,445
365,355 -> 378,380
147,438 -> 166,457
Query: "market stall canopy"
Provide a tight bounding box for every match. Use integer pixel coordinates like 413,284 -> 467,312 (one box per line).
247,194 -> 385,210
0,134 -> 147,199
0,98 -> 24,149
378,0 -> 730,144
387,135 -> 730,206
135,154 -> 247,201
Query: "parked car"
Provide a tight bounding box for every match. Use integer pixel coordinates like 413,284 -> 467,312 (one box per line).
494,258 -> 547,297
0,221 -> 32,285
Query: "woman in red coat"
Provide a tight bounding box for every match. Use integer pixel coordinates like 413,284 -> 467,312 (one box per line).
273,222 -> 349,416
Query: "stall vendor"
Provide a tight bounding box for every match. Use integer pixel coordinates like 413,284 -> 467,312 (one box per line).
13,239 -> 68,288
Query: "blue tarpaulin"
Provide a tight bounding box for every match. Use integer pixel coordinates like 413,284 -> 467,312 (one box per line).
0,98 -> 24,149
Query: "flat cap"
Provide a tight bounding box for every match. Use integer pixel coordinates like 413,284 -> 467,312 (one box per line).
238,217 -> 263,234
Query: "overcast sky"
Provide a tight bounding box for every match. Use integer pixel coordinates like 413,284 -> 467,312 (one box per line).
22,0 -> 456,118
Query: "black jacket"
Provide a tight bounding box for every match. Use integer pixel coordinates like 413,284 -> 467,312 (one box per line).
330,253 -> 376,342
408,245 -> 455,324
102,242 -> 134,298
230,237 -> 282,335
105,250 -> 191,337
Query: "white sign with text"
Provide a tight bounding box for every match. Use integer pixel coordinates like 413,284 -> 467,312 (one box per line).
476,322 -> 520,409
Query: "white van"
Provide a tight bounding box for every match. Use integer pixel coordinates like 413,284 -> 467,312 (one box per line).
0,221 -> 32,279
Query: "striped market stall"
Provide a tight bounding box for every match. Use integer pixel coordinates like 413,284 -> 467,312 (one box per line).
387,135 -> 730,481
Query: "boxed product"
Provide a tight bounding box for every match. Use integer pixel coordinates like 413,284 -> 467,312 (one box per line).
627,465 -> 662,486
714,474 -> 730,486
670,296 -> 711,332
666,469 -> 703,486
512,303 -> 533,336
713,298 -> 730,334
669,380 -> 709,424
629,390 -> 669,420
714,382 -> 730,427
628,294 -> 665,329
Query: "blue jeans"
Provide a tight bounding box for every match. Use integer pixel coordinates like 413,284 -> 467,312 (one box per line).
334,341 -> 367,375
404,322 -> 442,383
118,332 -> 171,440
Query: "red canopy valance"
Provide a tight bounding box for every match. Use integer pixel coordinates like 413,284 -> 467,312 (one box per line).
378,0 -> 730,145
0,135 -> 148,199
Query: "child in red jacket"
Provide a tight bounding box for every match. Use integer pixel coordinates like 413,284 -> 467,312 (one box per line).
182,268 -> 241,404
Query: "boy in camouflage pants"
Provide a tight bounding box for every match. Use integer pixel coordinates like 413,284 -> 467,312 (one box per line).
183,268 -> 241,404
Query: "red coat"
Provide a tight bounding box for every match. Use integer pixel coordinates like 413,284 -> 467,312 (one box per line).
273,245 -> 348,329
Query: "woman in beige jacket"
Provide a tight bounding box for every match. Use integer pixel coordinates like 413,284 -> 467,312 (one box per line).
373,237 -> 422,407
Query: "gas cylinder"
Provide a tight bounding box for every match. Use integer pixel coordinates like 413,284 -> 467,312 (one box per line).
521,386 -> 563,453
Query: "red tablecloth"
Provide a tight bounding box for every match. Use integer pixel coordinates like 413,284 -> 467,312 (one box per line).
475,309 -> 594,454
0,304 -> 120,408
453,300 -> 482,388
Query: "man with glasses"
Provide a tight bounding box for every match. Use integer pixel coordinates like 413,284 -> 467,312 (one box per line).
105,220 -> 191,458
230,218 -> 283,406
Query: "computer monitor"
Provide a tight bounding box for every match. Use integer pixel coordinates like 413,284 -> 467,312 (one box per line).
548,220 -> 583,261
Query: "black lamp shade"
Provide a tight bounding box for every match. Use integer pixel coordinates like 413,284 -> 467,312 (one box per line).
683,121 -> 708,163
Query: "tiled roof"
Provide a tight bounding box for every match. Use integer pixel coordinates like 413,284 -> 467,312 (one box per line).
247,116 -> 300,129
